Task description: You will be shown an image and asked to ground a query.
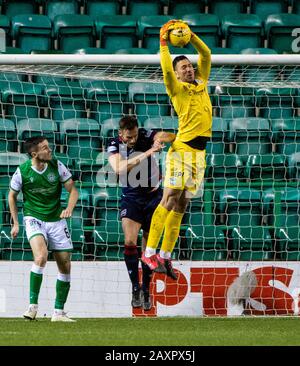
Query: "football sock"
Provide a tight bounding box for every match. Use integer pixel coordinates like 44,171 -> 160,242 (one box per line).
161,210 -> 184,254
29,264 -> 44,305
54,273 -> 71,310
146,204 -> 170,251
141,262 -> 152,293
124,245 -> 140,291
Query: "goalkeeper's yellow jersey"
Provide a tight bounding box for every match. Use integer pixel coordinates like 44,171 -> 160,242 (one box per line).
160,35 -> 212,142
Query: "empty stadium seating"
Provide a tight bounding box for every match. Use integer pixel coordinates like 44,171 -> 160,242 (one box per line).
271,118 -> 300,155
168,0 -> 206,16
0,118 -> 17,152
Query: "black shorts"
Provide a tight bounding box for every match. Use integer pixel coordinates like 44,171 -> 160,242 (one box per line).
120,188 -> 163,232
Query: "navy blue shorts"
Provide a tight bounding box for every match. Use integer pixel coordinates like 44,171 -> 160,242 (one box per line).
120,188 -> 163,232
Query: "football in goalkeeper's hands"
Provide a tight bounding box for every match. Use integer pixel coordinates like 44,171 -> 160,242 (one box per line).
169,22 -> 191,47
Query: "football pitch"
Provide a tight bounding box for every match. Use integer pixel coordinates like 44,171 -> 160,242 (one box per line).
0,317 -> 300,346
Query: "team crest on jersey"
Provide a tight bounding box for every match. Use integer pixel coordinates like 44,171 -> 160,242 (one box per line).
29,177 -> 34,183
47,173 -> 56,183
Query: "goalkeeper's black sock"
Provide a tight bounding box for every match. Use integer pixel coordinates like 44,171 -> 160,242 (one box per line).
124,245 -> 140,291
141,261 -> 152,293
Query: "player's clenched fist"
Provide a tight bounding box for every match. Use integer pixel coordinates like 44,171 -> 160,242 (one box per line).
11,224 -> 19,239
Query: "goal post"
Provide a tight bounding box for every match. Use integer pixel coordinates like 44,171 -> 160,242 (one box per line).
0,54 -> 299,317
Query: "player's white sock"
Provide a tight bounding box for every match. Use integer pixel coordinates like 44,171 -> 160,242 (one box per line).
159,250 -> 171,259
145,247 -> 156,257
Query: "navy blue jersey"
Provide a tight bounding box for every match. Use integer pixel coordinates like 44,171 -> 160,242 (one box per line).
107,128 -> 161,196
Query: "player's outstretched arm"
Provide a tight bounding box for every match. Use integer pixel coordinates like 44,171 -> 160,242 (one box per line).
190,32 -> 211,82
60,179 -> 79,218
8,189 -> 19,238
160,20 -> 180,97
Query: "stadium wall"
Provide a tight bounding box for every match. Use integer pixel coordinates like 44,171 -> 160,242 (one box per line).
0,261 -> 299,318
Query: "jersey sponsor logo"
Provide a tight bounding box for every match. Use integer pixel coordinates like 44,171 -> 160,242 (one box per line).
120,209 -> 127,217
47,173 -> 56,183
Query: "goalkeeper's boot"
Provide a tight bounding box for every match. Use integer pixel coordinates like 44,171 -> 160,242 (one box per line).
23,304 -> 38,320
51,311 -> 76,322
141,252 -> 166,273
157,255 -> 178,280
131,287 -> 142,308
141,290 -> 152,311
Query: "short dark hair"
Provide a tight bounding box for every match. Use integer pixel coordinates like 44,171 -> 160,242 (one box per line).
173,55 -> 189,70
24,136 -> 47,157
119,115 -> 139,130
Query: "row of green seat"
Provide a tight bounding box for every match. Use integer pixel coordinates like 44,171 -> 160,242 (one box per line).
0,1 -> 299,19
1,116 -> 300,157
1,185 -> 299,260
0,80 -> 298,123
1,13 -> 299,53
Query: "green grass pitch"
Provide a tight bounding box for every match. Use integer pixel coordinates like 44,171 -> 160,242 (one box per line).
0,317 -> 300,346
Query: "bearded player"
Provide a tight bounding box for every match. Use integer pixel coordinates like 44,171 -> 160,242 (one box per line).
142,21 -> 212,276
9,136 -> 79,321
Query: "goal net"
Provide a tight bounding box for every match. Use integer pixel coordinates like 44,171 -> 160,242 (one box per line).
0,54 -> 300,317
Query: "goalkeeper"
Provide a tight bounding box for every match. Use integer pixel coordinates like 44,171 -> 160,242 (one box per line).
142,20 -> 212,277
9,136 -> 79,322
108,115 -> 175,311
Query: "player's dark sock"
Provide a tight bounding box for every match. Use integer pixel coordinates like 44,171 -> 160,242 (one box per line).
141,261 -> 152,293
124,245 -> 140,291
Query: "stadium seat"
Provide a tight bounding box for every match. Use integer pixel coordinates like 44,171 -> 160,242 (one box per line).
208,0 -> 248,18
215,87 -> 256,119
92,186 -> 123,260
205,117 -> 229,155
276,227 -> 300,260
264,185 -> 300,222
143,116 -> 178,133
271,118 -> 300,155
256,88 -> 297,119
218,188 -> 263,227
182,14 -> 220,49
128,82 -> 171,122
168,0 -> 206,16
95,15 -> 138,51
12,15 -> 52,54
185,225 -> 227,260
231,226 -> 274,260
0,15 -> 11,46
244,153 -> 288,183
53,14 -> 95,53
85,80 -> 129,123
240,48 -> 279,82
221,14 -> 263,52
205,153 -> 244,183
137,15 -> 174,52
265,14 -> 300,53
209,48 -> 237,84
60,118 -> 101,159
126,0 -> 164,16
0,152 -> 28,186
101,117 -> 121,139
44,83 -> 87,121
17,118 -> 58,153
249,0 -> 289,20
287,152 -> 300,180
0,225 -> 33,261
1,0 -> 37,18
44,0 -> 80,22
0,81 -> 44,121
85,0 -> 122,16
229,117 -> 271,157
72,47 -> 111,54
74,151 -> 109,184
61,187 -> 91,253
0,47 -> 23,54
0,119 -> 17,152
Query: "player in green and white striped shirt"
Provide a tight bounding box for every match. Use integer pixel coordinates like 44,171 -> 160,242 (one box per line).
9,136 -> 79,322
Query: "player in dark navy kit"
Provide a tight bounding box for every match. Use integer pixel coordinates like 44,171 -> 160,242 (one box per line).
107,116 -> 175,311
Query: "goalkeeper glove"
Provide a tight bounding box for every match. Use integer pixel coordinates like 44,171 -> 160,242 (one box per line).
160,19 -> 177,46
